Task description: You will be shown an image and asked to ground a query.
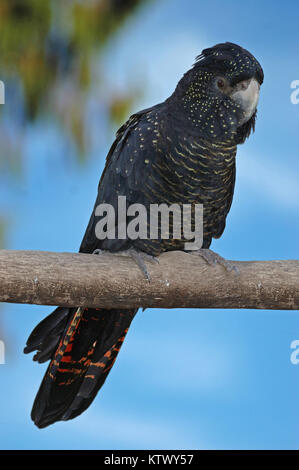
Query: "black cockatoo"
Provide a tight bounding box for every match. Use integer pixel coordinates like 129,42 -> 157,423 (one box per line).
24,42 -> 263,428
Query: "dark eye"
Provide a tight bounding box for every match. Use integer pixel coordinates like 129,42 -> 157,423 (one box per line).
217,78 -> 225,89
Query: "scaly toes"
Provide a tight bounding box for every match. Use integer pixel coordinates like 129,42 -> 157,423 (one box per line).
189,249 -> 239,274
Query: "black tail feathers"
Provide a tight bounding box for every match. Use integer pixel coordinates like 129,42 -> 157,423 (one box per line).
24,306 -> 137,428
24,307 -> 71,363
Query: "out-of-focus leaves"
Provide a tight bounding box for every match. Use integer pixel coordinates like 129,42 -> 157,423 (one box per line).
109,90 -> 142,127
0,0 -> 151,163
0,0 -> 52,118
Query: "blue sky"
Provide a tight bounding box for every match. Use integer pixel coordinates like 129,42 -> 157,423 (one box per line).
1,0 -> 299,449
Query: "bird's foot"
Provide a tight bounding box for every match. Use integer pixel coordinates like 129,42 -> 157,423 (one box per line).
93,249 -> 104,255
121,248 -> 159,281
93,248 -> 159,281
188,248 -> 239,274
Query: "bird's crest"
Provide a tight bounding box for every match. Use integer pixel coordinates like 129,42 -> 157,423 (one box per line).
195,42 -> 264,85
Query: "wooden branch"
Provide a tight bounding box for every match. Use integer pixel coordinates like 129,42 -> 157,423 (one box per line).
0,249 -> 298,310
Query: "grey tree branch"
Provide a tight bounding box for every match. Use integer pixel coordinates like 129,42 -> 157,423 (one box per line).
0,249 -> 298,310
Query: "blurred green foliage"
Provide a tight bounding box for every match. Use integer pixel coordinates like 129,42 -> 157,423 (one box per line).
0,0 -> 152,253
0,0 -> 150,165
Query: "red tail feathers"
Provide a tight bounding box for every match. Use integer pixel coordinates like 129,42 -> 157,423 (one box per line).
25,306 -> 137,428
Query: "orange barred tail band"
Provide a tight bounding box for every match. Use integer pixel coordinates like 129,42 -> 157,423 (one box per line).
25,306 -> 137,428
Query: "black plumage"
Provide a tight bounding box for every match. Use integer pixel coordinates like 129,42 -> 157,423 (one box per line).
24,42 -> 264,428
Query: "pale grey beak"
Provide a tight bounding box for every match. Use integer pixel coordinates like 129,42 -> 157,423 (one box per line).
231,77 -> 260,125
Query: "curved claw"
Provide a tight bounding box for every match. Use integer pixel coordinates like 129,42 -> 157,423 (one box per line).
127,248 -> 159,281
93,247 -> 159,281
189,248 -> 239,274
